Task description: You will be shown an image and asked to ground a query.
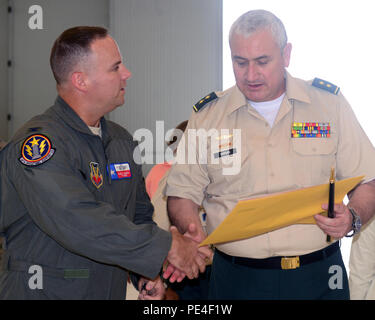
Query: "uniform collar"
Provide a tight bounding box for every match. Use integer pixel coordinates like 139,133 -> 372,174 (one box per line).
285,71 -> 311,104
52,96 -> 109,140
224,85 -> 248,115
225,71 -> 311,115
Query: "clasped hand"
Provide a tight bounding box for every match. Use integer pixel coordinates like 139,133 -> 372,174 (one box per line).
163,223 -> 213,283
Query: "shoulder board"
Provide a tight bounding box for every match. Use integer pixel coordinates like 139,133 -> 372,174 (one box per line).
193,92 -> 218,112
312,78 -> 340,95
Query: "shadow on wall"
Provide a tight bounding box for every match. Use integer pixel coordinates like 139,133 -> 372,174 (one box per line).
0,140 -> 6,265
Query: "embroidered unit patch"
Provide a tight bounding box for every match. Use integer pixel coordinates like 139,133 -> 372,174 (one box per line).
90,162 -> 103,189
19,134 -> 55,166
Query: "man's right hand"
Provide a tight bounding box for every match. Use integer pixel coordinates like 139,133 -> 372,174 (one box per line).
163,223 -> 212,282
165,226 -> 202,280
166,226 -> 200,279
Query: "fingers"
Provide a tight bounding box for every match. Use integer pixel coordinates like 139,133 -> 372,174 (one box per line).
138,277 -> 165,300
194,252 -> 207,273
168,227 -> 198,277
198,245 -> 213,260
315,203 -> 352,238
162,263 -> 175,280
162,263 -> 187,283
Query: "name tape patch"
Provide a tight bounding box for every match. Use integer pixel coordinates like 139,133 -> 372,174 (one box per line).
213,148 -> 237,159
109,162 -> 132,180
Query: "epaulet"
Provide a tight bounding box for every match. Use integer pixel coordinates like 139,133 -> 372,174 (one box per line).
193,92 -> 218,112
312,78 -> 340,95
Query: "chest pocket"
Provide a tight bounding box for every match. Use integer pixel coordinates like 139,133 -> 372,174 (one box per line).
292,138 -> 336,156
291,137 -> 337,186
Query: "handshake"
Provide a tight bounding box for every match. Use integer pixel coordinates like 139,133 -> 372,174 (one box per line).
163,223 -> 213,282
138,223 -> 213,300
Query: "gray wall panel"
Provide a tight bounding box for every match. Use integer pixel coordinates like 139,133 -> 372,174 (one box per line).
0,0 -> 8,140
9,0 -> 109,135
109,0 -> 223,173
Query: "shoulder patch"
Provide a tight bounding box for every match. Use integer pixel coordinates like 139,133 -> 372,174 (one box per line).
193,92 -> 218,112
19,134 -> 55,166
312,78 -> 340,95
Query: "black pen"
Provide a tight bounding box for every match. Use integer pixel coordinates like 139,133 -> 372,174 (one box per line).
326,167 -> 335,242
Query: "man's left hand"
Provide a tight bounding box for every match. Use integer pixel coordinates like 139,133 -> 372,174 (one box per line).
138,276 -> 166,300
314,203 -> 352,239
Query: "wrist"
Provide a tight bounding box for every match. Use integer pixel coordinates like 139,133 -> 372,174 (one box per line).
345,206 -> 362,237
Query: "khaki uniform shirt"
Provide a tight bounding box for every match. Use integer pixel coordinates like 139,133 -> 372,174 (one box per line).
349,216 -> 375,299
166,72 -> 375,259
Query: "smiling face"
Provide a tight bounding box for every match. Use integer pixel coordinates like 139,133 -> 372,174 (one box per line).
85,36 -> 132,114
230,28 -> 291,102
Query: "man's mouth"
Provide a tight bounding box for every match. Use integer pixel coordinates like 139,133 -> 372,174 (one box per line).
247,83 -> 263,89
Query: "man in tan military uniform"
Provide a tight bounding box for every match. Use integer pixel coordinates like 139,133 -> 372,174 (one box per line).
165,10 -> 375,299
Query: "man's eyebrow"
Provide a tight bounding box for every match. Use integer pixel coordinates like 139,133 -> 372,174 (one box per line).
254,55 -> 270,61
232,55 -> 270,61
232,55 -> 247,61
110,60 -> 122,69
109,60 -> 122,69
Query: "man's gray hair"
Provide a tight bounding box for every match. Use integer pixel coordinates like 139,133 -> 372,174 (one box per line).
229,10 -> 288,50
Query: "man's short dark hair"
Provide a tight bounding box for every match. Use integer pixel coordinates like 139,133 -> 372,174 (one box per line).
50,26 -> 108,85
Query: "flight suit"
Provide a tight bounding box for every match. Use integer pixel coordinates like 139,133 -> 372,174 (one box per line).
0,96 -> 171,299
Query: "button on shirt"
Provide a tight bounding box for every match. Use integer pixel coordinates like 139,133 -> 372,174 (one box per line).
165,72 -> 375,259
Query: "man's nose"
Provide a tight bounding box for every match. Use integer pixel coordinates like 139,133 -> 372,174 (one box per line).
246,63 -> 259,82
121,64 -> 132,80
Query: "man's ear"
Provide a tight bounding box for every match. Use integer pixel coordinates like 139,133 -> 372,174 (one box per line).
71,72 -> 88,92
282,43 -> 292,68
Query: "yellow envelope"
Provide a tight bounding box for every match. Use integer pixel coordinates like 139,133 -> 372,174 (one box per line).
200,176 -> 363,246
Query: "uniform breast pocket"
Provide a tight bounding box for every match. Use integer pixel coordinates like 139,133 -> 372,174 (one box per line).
291,138 -> 337,186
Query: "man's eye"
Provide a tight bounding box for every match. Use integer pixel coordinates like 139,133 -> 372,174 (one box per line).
257,60 -> 268,65
237,61 -> 247,67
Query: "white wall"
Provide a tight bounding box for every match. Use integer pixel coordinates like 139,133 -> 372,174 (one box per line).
8,0 -> 109,136
109,0 -> 223,173
0,0 -> 8,140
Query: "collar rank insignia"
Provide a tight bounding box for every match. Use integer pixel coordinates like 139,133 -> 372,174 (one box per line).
90,162 -> 103,189
193,92 -> 218,112
312,78 -> 340,95
19,134 -> 55,166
